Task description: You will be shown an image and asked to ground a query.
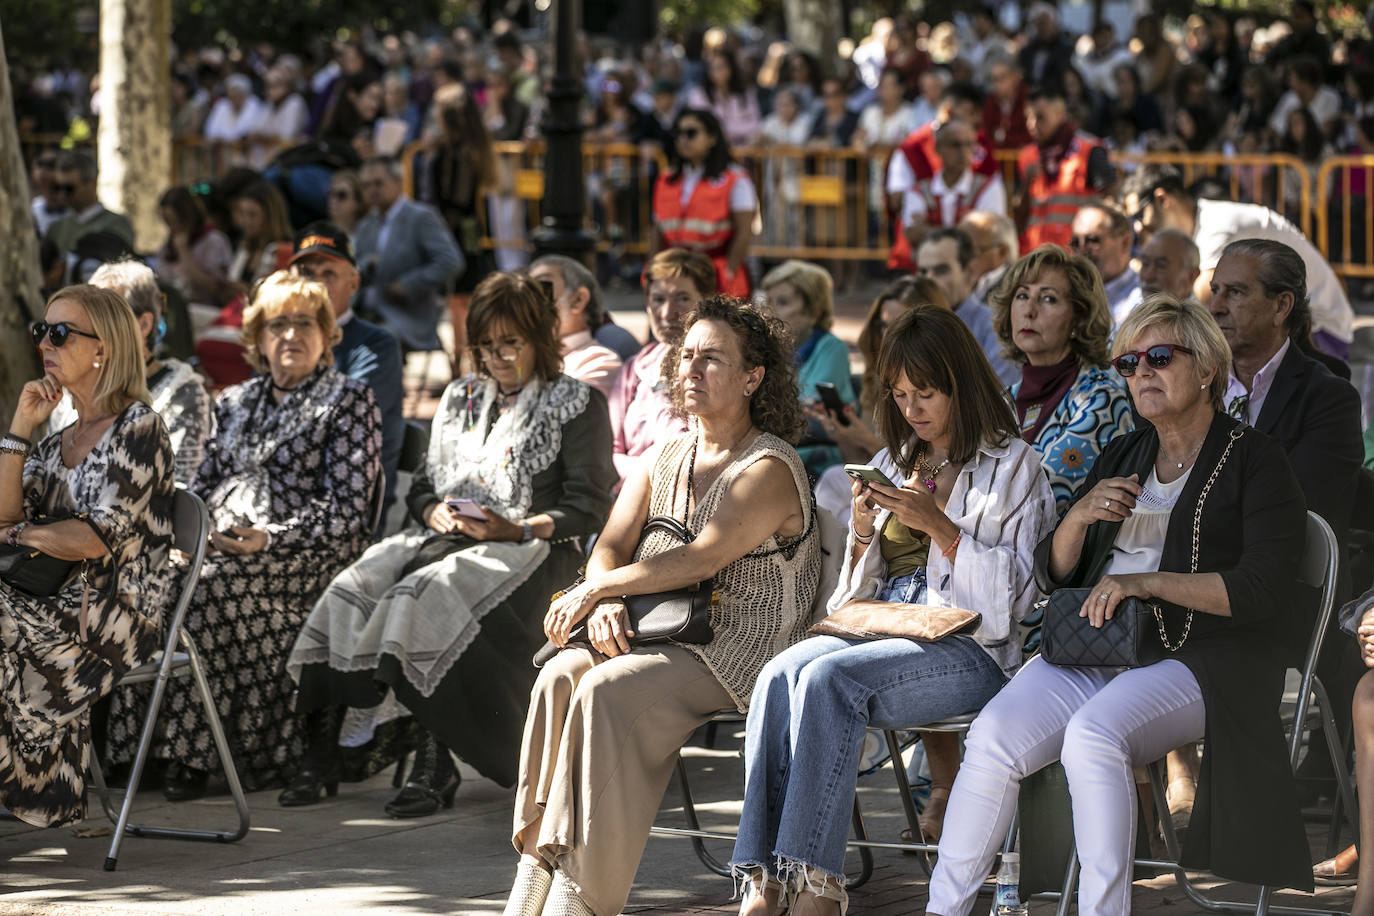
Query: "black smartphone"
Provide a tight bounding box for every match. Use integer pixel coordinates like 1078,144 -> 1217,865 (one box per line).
843,464 -> 897,489
815,382 -> 851,425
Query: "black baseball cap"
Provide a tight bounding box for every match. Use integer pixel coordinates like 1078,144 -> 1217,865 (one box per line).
290,221 -> 355,266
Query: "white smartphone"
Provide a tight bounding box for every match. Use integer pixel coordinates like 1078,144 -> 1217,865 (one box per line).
445,498 -> 487,521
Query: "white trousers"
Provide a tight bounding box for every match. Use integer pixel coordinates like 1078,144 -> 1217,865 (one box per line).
926,656 -> 1205,916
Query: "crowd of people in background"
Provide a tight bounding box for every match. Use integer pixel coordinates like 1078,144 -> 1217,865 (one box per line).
9,0 -> 1374,912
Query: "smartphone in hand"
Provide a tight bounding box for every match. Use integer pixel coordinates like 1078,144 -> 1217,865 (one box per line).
445,498 -> 488,521
843,464 -> 897,490
815,382 -> 851,426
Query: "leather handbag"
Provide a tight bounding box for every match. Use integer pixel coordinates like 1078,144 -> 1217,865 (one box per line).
809,599 -> 981,642
0,544 -> 80,598
1040,427 -> 1244,668
533,515 -> 717,667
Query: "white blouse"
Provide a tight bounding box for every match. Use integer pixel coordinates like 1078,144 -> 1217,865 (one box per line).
829,436 -> 1058,677
1101,466 -> 1194,577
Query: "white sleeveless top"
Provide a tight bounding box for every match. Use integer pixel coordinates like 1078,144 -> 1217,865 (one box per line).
1101,466 -> 1194,578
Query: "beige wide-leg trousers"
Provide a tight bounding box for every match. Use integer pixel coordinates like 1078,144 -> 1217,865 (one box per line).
512,645 -> 734,916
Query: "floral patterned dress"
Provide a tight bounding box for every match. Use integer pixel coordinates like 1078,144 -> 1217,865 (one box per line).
3,403 -> 174,827
107,367 -> 380,790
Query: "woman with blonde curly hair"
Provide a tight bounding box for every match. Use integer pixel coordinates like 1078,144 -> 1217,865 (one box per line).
988,245 -> 1135,515
505,297 -> 821,916
108,271 -> 382,802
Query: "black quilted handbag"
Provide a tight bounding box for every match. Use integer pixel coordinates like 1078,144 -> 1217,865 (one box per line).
1040,427 -> 1244,668
532,515 -> 716,667
1040,590 -> 1150,667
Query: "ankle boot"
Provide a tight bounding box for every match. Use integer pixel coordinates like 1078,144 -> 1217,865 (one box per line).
278,706 -> 345,807
384,727 -> 459,817
502,861 -> 553,916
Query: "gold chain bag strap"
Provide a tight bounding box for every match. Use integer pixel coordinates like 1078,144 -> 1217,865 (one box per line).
1150,425 -> 1244,651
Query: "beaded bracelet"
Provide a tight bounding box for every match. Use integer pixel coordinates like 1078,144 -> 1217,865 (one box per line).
6,522 -> 28,547
0,434 -> 32,458
852,526 -> 874,545
941,532 -> 962,559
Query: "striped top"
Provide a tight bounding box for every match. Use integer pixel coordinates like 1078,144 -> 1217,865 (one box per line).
829,435 -> 1057,678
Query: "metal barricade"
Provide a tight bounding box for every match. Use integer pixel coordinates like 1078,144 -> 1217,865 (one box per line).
1316,155 -> 1374,279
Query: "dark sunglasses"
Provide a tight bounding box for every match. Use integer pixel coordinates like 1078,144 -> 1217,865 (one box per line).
32,321 -> 101,348
675,126 -> 702,140
51,183 -> 77,195
1112,344 -> 1193,377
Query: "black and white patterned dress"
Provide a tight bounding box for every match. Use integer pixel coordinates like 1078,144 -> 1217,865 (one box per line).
108,367 -> 381,790
3,403 -> 174,827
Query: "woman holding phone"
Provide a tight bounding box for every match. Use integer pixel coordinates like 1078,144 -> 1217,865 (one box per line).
285,272 -> 616,818
731,306 -> 1056,914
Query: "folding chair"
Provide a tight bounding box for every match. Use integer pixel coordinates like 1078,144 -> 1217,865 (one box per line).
1053,511 -> 1353,916
87,489 -> 250,871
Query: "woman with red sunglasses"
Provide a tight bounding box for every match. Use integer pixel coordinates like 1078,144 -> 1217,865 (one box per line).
927,294 -> 1317,913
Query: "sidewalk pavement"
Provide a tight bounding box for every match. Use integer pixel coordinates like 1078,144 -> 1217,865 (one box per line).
0,720 -> 1356,914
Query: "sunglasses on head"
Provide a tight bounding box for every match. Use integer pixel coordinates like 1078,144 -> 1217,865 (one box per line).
32,321 -> 100,348
1112,343 -> 1193,377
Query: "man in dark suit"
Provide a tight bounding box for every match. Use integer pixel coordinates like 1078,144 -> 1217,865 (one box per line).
290,222 -> 405,527
354,156 -> 464,352
1211,237 -> 1364,801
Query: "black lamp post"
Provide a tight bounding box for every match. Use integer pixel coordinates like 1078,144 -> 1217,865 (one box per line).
531,0 -> 595,262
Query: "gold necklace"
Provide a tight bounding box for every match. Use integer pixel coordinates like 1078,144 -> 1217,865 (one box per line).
915,444 -> 951,493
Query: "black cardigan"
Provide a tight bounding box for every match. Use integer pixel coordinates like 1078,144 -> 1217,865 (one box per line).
1033,411 -> 1315,891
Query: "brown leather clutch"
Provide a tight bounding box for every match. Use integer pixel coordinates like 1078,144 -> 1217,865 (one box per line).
809,599 -> 982,642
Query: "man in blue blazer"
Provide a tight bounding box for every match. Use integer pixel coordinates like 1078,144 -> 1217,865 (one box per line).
290,222 -> 406,528
354,156 -> 464,352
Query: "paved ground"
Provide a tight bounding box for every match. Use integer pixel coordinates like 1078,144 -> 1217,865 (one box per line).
0,722 -> 1357,914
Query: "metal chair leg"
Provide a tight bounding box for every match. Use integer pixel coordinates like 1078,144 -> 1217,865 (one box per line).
1056,848 -> 1080,916
674,753 -> 731,878
103,649 -> 179,870
846,795 -> 874,890
883,728 -> 937,875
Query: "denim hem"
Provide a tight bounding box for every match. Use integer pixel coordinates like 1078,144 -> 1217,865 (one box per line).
774,853 -> 848,912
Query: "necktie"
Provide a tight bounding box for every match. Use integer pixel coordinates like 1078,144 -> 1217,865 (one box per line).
1227,393 -> 1250,425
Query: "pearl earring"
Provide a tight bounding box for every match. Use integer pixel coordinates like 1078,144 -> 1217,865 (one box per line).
93,361 -> 101,369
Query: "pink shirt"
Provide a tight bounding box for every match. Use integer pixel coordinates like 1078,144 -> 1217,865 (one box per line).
561,331 -> 623,399
607,341 -> 689,480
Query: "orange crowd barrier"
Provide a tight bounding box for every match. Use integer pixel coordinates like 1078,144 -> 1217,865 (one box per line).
1316,156 -> 1374,279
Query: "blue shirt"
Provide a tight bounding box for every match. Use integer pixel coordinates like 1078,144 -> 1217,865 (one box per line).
956,296 -> 1019,387
335,313 -> 405,520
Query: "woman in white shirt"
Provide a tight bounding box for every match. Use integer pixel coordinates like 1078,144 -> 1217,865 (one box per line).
854,70 -> 916,214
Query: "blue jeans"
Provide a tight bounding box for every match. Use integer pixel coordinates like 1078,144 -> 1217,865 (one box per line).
730,572 -> 1008,885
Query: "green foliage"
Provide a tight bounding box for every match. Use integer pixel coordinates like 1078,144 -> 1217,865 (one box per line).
659,0 -> 761,32
170,0 -> 471,51
0,0 -> 98,74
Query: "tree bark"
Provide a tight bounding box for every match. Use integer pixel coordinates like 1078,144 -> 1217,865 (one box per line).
0,20 -> 43,427
98,0 -> 172,251
782,0 -> 844,76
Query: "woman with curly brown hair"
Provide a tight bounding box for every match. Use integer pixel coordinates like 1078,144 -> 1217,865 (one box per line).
732,306 -> 1056,915
504,297 -> 822,916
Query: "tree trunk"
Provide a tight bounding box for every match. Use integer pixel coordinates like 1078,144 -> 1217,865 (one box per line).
98,0 -> 172,252
782,0 -> 843,77
0,21 -> 43,427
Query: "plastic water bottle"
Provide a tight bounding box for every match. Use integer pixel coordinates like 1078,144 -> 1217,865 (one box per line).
993,852 -> 1029,915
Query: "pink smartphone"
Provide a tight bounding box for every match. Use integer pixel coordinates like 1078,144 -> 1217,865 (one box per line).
445,498 -> 487,521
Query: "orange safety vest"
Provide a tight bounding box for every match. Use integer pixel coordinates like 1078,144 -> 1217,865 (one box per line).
653,166 -> 752,297
1017,132 -> 1102,253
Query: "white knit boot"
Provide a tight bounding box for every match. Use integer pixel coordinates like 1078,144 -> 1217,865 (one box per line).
501,862 -> 553,916
541,872 -> 595,916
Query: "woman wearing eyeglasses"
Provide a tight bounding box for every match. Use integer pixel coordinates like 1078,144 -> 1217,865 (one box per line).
650,108 -> 756,298
285,271 -> 616,818
926,295 -> 1316,914
106,271 -> 382,803
0,285 -> 174,828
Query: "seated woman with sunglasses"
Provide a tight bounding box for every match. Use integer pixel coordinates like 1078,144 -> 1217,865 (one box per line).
286,272 -> 616,817
106,272 -> 382,801
1,285 -> 174,827
505,298 -> 820,916
45,259 -> 213,487
926,296 -> 1316,915
733,306 -> 1056,916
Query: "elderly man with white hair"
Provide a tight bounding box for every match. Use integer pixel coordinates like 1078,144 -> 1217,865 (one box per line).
1139,228 -> 1201,302
203,74 -> 266,143
959,209 -> 1019,304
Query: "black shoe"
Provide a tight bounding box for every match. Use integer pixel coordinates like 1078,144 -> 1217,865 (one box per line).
162,763 -> 209,802
383,729 -> 459,818
277,767 -> 340,807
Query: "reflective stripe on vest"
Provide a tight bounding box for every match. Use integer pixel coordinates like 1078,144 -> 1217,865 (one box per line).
654,168 -> 741,252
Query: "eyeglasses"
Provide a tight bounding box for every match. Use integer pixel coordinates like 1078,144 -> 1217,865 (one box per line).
32,321 -> 100,348
471,340 -> 526,362
264,315 -> 320,336
675,127 -> 702,140
1112,344 -> 1193,377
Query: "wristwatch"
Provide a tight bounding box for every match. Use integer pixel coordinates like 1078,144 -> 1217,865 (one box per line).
521,521 -> 533,542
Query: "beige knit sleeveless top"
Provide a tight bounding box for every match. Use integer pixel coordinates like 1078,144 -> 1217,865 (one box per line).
637,431 -> 821,710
